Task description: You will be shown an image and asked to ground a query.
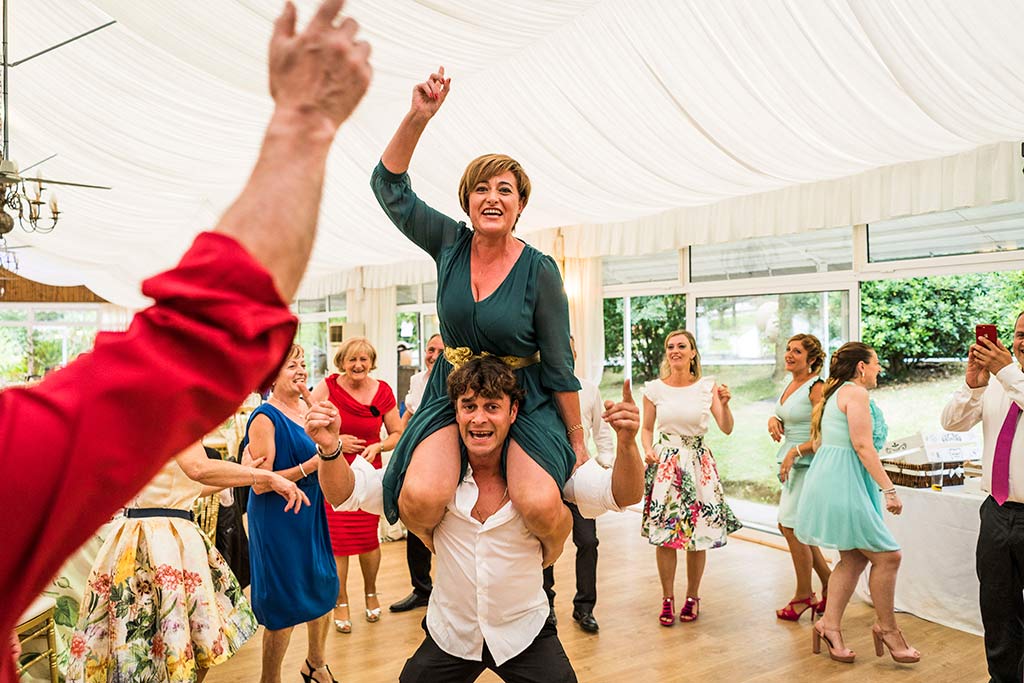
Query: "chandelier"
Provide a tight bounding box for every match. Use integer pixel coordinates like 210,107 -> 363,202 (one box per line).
1,176 -> 58,233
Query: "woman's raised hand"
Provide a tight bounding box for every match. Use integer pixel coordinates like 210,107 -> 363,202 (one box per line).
411,66 -> 451,119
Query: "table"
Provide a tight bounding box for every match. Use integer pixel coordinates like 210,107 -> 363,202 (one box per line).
855,484 -> 985,635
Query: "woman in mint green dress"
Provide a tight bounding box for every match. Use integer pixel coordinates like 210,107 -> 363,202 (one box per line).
370,67 -> 585,565
770,334 -> 831,622
795,342 -> 920,665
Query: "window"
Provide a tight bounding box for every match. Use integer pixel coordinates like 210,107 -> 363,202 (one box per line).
599,294 -> 687,398
0,306 -> 99,385
695,291 -> 850,505
602,251 -> 680,286
297,322 -> 330,386
690,226 -> 853,282
868,202 -> 1024,262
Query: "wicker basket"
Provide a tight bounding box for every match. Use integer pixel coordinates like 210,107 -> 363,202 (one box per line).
882,459 -> 965,488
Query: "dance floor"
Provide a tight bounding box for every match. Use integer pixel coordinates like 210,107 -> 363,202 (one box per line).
207,511 -> 987,682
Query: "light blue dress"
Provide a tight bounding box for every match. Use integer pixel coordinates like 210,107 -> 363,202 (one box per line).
795,386 -> 897,552
775,378 -> 820,528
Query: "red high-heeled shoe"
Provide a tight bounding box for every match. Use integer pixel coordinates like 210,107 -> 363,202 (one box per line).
659,597 -> 675,626
776,593 -> 818,621
679,596 -> 700,622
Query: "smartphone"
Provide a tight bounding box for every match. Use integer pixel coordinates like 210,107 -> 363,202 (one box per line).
976,324 -> 998,345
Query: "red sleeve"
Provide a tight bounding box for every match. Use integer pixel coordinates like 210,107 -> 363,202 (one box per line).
375,380 -> 397,413
0,231 -> 297,654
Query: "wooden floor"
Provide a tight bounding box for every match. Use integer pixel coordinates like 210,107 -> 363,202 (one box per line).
207,512 -> 988,682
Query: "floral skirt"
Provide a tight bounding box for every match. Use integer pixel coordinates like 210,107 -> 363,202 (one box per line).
66,515 -> 257,683
642,433 -> 742,551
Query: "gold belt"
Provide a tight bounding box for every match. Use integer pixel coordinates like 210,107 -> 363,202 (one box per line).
444,346 -> 541,370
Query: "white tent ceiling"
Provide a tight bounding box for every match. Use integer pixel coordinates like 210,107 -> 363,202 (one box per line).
3,0 -> 1024,307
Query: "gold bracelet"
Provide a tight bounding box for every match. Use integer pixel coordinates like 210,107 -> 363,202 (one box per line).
566,423 -> 584,437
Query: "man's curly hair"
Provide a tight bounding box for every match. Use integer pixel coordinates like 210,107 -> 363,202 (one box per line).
447,355 -> 525,408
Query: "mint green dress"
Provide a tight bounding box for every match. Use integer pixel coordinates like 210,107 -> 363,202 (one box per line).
795,387 -> 897,552
774,377 -> 821,528
371,161 -> 580,524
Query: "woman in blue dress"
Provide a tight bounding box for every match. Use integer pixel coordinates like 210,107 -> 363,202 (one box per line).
244,345 -> 340,683
769,334 -> 830,621
796,342 -> 920,665
371,67 -> 584,565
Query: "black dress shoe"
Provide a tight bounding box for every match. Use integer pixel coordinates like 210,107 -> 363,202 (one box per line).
572,610 -> 599,633
546,604 -> 558,627
389,592 -> 430,612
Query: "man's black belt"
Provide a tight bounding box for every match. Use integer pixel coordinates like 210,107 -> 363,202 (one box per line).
124,507 -> 194,522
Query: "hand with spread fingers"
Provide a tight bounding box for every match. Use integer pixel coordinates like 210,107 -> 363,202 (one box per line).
269,0 -> 373,131
264,470 -> 312,513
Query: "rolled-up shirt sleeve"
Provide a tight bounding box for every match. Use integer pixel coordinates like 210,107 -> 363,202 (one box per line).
332,456 -> 385,516
562,460 -> 623,518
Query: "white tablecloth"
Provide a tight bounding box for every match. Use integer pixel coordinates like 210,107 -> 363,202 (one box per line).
855,485 -> 985,635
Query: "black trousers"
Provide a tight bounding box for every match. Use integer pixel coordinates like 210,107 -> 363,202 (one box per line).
399,619 -> 577,683
543,503 -> 598,613
407,532 -> 433,596
978,496 -> 1024,683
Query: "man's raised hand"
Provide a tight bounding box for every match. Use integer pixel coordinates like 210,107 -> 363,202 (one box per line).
603,379 -> 640,440
269,0 -> 372,131
301,383 -> 342,452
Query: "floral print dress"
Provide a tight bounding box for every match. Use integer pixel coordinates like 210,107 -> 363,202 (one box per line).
642,377 -> 742,550
67,459 -> 256,682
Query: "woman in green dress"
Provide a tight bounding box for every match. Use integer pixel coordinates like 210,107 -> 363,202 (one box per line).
770,333 -> 830,621
371,67 -> 585,565
795,342 -> 920,665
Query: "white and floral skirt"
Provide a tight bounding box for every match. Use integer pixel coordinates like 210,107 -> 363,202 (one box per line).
641,433 -> 742,551
66,515 -> 257,683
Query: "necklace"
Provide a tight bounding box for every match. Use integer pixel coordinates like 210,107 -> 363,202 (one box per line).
471,487 -> 509,523
269,395 -> 306,424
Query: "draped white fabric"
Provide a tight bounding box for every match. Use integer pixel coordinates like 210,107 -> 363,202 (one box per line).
346,286 -> 398,394
4,1 -> 1024,304
563,257 -> 605,385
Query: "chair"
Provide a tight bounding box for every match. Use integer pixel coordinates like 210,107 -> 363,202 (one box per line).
15,596 -> 58,682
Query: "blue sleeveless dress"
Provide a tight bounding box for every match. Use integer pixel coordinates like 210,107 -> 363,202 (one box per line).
774,377 -> 820,528
795,388 -> 897,552
244,404 -> 339,630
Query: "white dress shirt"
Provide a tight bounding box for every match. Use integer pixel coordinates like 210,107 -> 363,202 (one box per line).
941,363 -> 1024,503
335,457 -> 621,665
404,369 -> 429,415
579,376 -> 615,468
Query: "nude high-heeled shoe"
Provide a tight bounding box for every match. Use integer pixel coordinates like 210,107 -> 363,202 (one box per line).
812,620 -> 855,663
872,624 -> 921,664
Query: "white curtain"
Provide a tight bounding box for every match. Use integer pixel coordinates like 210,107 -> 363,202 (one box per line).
98,304 -> 133,332
563,257 -> 605,385
346,285 -> 399,398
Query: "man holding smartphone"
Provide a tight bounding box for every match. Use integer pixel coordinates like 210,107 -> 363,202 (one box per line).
941,313 -> 1024,683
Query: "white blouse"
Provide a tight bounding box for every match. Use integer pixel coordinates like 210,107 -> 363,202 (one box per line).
644,377 -> 716,436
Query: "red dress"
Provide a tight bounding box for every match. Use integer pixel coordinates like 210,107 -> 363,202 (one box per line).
323,376 -> 397,556
0,232 -> 297,683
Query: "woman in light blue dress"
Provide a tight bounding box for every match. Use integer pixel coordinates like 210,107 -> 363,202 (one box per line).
769,334 -> 831,621
796,342 -> 920,665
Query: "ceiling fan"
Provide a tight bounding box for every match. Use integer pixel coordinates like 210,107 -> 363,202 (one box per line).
0,0 -> 115,236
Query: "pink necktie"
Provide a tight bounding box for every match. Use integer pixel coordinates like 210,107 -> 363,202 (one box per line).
992,402 -> 1022,505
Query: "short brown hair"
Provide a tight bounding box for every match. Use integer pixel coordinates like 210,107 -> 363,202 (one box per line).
788,333 -> 825,373
447,355 -> 525,408
333,337 -> 377,373
458,154 -> 532,217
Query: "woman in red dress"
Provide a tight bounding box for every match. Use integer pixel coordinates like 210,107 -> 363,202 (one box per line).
310,337 -> 403,633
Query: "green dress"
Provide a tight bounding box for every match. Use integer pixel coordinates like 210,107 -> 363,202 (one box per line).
774,377 -> 820,528
371,161 -> 581,524
795,385 -> 897,552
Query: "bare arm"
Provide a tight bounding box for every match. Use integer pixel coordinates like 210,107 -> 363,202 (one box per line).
381,67 -> 451,174
247,414 -> 319,484
176,442 -> 309,512
642,395 -> 658,464
842,387 -> 897,503
554,390 -> 588,468
710,383 -> 734,435
359,406 -> 404,461
216,0 -> 372,301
